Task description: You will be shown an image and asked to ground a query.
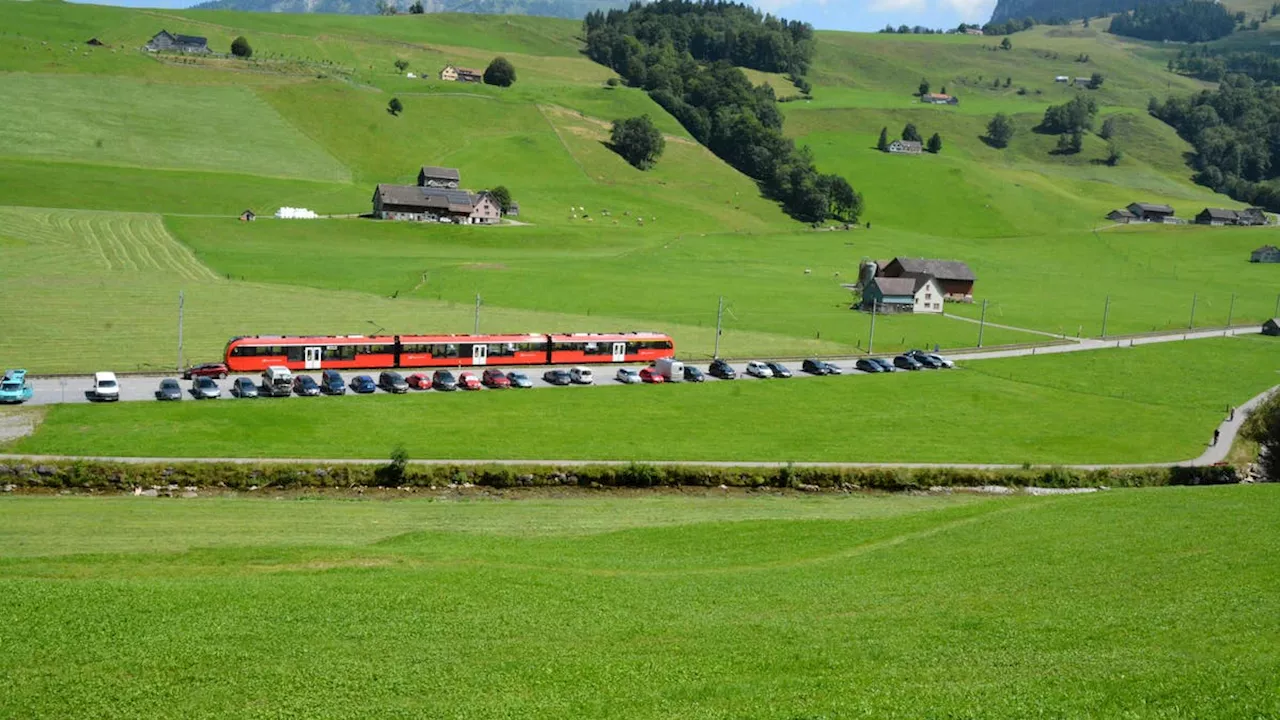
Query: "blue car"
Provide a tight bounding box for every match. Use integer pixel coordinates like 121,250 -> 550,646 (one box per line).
349,375 -> 377,394
0,369 -> 33,404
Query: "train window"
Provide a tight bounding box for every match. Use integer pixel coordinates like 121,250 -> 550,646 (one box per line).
286,346 -> 304,362
323,346 -> 355,361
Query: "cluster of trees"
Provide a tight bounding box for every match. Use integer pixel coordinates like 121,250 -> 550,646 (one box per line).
610,115 -> 666,169
878,24 -> 946,34
584,0 -> 814,77
985,113 -> 1015,148
878,124 -> 942,153
1109,0 -> 1237,42
1243,391 -> 1280,481
1172,48 -> 1280,84
583,1 -> 861,223
1040,95 -> 1099,134
1150,74 -> 1280,210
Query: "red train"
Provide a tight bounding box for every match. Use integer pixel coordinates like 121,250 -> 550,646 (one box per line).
223,332 -> 676,373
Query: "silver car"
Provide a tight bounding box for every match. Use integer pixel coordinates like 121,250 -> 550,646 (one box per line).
191,376 -> 221,400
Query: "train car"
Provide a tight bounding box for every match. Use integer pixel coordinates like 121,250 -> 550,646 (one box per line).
397,334 -> 549,368
548,332 -> 675,365
224,335 -> 398,373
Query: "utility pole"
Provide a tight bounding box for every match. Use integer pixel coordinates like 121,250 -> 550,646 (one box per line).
473,293 -> 481,335
1189,292 -> 1197,329
1275,293 -> 1279,319
713,296 -> 724,359
868,300 -> 878,355
177,290 -> 184,372
977,299 -> 988,348
1100,295 -> 1110,339
1226,293 -> 1235,330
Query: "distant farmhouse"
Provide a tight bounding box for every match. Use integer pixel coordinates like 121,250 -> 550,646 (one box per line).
1125,202 -> 1176,223
1251,245 -> 1280,263
440,64 -> 483,83
887,139 -> 923,155
964,27 -> 985,36
372,166 -> 503,224
1197,208 -> 1240,226
861,275 -> 945,314
1074,77 -> 1093,87
145,30 -> 209,54
1106,208 -> 1136,223
921,93 -> 958,105
1055,75 -> 1069,83
881,257 -> 976,302
418,166 -> 461,188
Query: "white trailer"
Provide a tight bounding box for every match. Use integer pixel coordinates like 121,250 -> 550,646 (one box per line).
655,357 -> 684,383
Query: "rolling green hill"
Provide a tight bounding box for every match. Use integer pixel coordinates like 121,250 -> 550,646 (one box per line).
194,0 -> 628,19
0,1 -> 1273,376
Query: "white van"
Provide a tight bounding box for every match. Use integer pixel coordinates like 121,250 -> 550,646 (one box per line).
570,366 -> 594,385
655,357 -> 684,383
745,361 -> 774,379
91,371 -> 119,401
261,365 -> 293,397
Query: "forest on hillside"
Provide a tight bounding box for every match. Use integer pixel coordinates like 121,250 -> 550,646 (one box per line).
1151,75 -> 1280,210
1108,0 -> 1237,42
584,0 -> 860,224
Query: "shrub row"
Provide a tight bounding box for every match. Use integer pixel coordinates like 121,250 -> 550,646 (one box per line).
0,460 -> 1242,492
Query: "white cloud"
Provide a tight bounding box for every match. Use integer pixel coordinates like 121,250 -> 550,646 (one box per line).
937,0 -> 996,17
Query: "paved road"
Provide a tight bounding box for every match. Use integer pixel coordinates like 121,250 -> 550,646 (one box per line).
1,385 -> 1270,470
12,325 -> 1263,407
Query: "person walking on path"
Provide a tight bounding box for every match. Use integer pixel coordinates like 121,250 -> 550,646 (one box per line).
1213,428 -> 1221,446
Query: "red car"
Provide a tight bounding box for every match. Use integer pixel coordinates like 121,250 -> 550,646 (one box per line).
639,366 -> 666,384
458,372 -> 482,390
182,362 -> 228,380
406,373 -> 432,390
481,369 -> 511,388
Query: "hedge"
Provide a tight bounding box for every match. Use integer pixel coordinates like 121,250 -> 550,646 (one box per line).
0,460 -> 1243,492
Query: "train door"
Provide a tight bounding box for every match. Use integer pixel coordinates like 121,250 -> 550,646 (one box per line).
304,346 -> 322,370
472,344 -> 488,366
611,342 -> 626,362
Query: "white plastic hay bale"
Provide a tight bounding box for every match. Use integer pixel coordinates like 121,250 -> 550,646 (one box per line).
274,207 -> 319,219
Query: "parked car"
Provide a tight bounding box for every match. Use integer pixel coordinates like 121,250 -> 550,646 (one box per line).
231,376 -> 259,398
856,358 -> 884,374
639,366 -> 666,384
182,362 -> 228,380
820,361 -> 843,375
458,372 -> 482,390
745,361 -> 773,378
507,371 -> 533,389
904,350 -> 942,369
543,369 -> 572,386
378,371 -> 409,394
89,371 -> 119,401
406,373 -> 432,390
683,366 -> 706,382
293,374 -> 321,396
765,361 -> 792,378
708,358 -> 737,380
872,358 -> 897,373
481,369 -> 511,389
893,355 -> 923,371
431,370 -> 457,391
0,369 -> 34,404
260,366 -> 293,397
570,366 -> 594,385
349,375 -> 377,394
927,353 -> 955,368
321,369 -> 346,395
153,378 -> 182,402
615,368 -> 641,384
190,376 -> 220,400
802,359 -> 830,375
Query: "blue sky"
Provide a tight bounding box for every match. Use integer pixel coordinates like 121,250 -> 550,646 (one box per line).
71,0 -> 999,32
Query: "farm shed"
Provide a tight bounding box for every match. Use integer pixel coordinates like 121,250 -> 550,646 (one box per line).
1251,245 -> 1280,263
1107,208 -> 1135,223
418,166 -> 461,188
1127,202 -> 1176,223
887,140 -> 922,155
145,30 -> 208,54
881,257 -> 976,302
1196,208 -> 1239,226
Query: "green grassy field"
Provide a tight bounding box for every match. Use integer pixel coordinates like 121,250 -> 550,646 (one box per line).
1,486 -> 1277,717
11,337 -> 1277,463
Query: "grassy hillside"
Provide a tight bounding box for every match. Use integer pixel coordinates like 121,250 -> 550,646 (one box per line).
0,2 -> 1274,384
2,486 -> 1278,717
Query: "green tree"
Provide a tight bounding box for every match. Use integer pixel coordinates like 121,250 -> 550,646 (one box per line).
1090,72 -> 1104,89
927,132 -> 942,153
1071,129 -> 1083,152
409,0 -> 424,12
1105,142 -> 1123,166
1099,116 -> 1117,140
877,127 -> 889,151
1005,76 -> 1012,87
230,36 -> 252,59
388,97 -> 403,115
1000,36 -> 1012,50
902,123 -> 922,142
918,78 -> 930,96
394,58 -> 409,73
1056,133 -> 1073,153
986,113 -> 1014,148
824,174 -> 861,220
483,57 -> 516,87
610,114 -> 665,170
1242,391 -> 1280,479
487,185 -> 512,213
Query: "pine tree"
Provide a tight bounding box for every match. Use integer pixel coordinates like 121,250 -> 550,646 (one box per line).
926,133 -> 942,154
877,127 -> 889,151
